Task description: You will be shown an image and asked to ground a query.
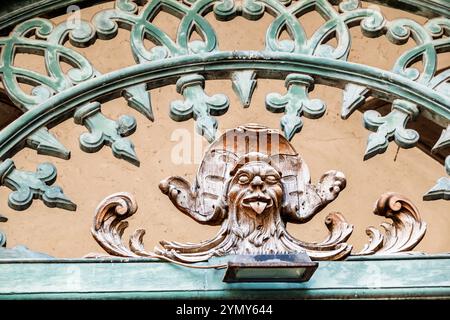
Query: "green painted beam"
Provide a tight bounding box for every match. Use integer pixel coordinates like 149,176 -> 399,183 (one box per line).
1,255 -> 450,299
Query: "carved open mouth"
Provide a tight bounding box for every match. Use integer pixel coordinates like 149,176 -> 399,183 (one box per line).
242,194 -> 273,214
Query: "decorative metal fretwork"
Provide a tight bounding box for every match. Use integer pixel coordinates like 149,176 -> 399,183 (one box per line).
0,0 -> 448,218
91,125 -> 427,262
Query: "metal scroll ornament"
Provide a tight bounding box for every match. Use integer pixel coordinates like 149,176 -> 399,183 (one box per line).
91,124 -> 427,262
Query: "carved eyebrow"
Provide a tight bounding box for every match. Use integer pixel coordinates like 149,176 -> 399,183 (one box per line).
235,169 -> 252,177
263,168 -> 281,177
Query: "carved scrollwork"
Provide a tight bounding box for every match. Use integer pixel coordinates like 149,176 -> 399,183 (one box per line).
91,125 -> 353,261
91,192 -> 143,257
91,192 -> 355,261
356,193 -> 427,255
91,185 -> 427,261
91,188 -> 427,262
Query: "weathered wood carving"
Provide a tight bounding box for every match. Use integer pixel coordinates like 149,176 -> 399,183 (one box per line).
91,125 -> 427,262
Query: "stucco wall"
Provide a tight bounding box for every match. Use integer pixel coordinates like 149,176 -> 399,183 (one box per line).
0,2 -> 448,258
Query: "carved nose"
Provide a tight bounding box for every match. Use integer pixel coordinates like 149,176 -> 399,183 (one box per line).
251,176 -> 263,187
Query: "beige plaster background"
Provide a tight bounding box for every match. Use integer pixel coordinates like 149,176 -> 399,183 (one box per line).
0,2 -> 449,258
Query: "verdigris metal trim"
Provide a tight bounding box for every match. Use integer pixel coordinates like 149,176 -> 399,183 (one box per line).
0,50 -> 449,160
0,255 -> 450,299
1,0 -> 449,34
365,0 -> 450,19
0,0 -> 100,33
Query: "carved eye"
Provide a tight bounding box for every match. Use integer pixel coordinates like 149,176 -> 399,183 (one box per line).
238,174 -> 250,184
265,175 -> 278,184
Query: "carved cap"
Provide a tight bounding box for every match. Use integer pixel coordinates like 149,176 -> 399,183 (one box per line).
208,123 -> 299,158
229,151 -> 282,177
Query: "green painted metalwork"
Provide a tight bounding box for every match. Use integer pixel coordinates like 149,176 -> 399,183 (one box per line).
266,74 -> 326,140
0,233 -> 5,248
425,125 -> 450,200
0,235 -> 5,249
2,1 -> 449,34
0,51 -> 448,143
344,16 -> 450,163
0,245 -> 54,259
231,70 -> 257,108
365,0 -> 450,19
122,84 -> 154,121
170,74 -> 229,142
363,99 -> 420,160
26,128 -> 71,160
1,255 -> 450,299
74,102 -> 140,166
0,53 -> 448,200
0,225 -> 6,248
0,0 -> 447,213
0,13 -> 151,167
0,159 -> 75,211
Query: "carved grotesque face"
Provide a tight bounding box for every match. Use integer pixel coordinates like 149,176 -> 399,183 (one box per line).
228,161 -> 283,218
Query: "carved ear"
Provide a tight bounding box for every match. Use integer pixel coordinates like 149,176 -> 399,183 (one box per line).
159,176 -> 227,225
270,154 -> 311,222
158,149 -> 239,225
269,154 -> 311,182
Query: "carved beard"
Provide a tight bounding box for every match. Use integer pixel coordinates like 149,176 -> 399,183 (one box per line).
155,160 -> 320,261
224,165 -> 286,254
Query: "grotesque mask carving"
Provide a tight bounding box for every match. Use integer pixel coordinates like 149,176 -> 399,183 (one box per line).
225,156 -> 284,254
157,124 -> 352,261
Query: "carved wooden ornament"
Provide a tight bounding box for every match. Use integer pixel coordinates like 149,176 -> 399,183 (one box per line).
91,124 -> 427,263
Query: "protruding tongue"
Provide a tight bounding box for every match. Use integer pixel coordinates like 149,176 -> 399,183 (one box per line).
250,201 -> 267,214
